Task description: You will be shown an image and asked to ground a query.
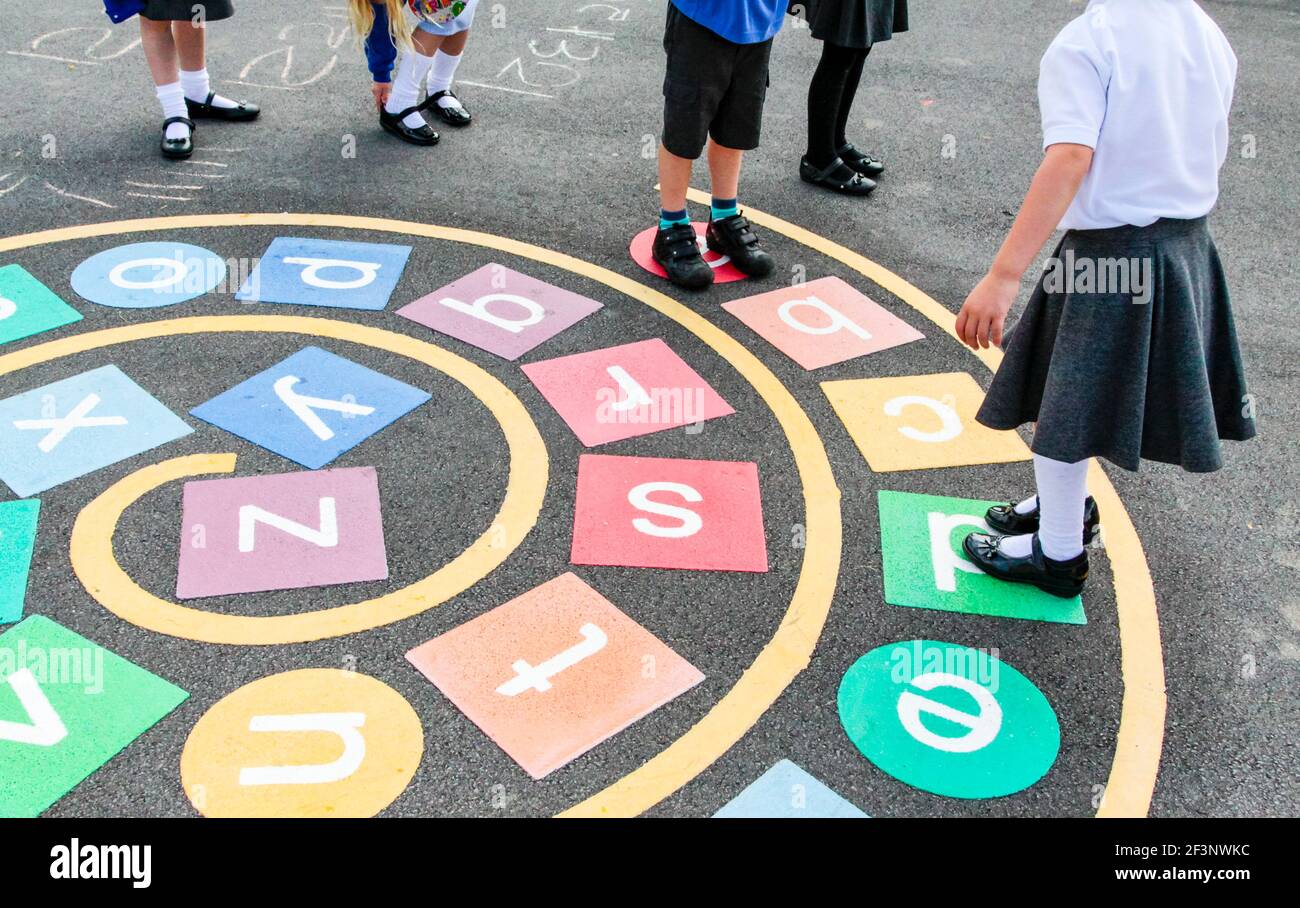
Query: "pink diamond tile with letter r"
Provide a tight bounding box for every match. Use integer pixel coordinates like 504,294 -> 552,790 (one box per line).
521,338 -> 734,446
396,263 -> 603,361
176,466 -> 388,599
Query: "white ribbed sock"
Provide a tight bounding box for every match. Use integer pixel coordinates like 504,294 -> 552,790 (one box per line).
1034,454 -> 1088,560
385,49 -> 437,128
156,81 -> 190,141
179,68 -> 238,109
996,457 -> 1088,560
427,50 -> 464,109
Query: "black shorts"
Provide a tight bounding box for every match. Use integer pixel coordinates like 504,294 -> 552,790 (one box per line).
661,4 -> 773,160
141,0 -> 235,22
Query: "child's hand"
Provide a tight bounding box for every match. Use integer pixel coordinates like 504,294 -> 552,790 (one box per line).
955,271 -> 1019,350
372,82 -> 391,111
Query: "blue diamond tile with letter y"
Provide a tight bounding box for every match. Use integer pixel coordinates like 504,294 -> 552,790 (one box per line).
189,346 -> 431,469
236,237 -> 412,310
0,365 -> 192,497
877,490 -> 1086,625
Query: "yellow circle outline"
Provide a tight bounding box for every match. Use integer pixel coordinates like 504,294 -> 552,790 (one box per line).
0,210 -> 1163,818
0,314 -> 549,646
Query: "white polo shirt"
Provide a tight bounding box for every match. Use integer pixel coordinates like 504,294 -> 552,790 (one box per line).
1040,0 -> 1237,230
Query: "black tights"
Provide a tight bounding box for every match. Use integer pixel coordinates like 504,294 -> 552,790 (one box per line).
806,41 -> 871,169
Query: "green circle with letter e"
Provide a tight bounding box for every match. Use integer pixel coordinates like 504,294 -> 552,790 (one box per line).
837,639 -> 1060,799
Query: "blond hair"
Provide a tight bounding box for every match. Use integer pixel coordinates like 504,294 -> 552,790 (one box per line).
347,0 -> 412,52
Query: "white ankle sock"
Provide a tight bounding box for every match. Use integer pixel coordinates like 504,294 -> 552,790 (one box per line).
385,49 -> 437,128
179,68 -> 238,109
998,533 -> 1034,558
427,50 -> 464,108
1013,494 -> 1038,515
1034,453 -> 1088,561
156,81 -> 190,141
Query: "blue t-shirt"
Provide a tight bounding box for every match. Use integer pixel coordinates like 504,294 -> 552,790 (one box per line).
671,0 -> 787,45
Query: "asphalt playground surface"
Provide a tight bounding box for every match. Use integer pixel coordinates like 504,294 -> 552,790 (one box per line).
0,0 -> 1296,818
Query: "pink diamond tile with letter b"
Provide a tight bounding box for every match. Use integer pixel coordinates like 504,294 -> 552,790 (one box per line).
722,276 -> 924,370
521,338 -> 734,446
571,454 -> 768,572
176,466 -> 388,599
395,263 -> 603,360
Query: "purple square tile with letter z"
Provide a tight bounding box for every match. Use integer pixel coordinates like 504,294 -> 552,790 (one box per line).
395,263 -> 604,360
175,466 -> 388,599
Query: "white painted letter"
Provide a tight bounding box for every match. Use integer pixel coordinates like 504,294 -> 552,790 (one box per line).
438,293 -> 544,334
238,498 -> 338,552
777,295 -> 872,340
282,256 -> 381,290
897,671 -> 1002,753
273,375 -> 375,441
238,713 -> 367,786
884,394 -> 962,443
628,481 -> 703,539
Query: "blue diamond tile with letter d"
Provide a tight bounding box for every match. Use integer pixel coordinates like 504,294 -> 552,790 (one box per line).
236,237 -> 412,310
878,490 -> 1086,625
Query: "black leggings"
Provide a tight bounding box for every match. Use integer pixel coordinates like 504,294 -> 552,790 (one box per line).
806,41 -> 871,169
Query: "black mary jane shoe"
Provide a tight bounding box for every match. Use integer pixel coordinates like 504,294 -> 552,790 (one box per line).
706,213 -> 775,278
379,105 -> 440,146
838,143 -> 885,178
652,222 -> 714,291
985,496 -> 1101,546
423,90 -> 471,127
800,156 -> 877,195
962,532 -> 1089,599
160,117 -> 195,160
185,91 -> 260,122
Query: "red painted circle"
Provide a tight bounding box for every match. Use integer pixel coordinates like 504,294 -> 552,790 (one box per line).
628,223 -> 749,285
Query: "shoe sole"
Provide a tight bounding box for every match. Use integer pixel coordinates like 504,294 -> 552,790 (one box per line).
161,146 -> 193,160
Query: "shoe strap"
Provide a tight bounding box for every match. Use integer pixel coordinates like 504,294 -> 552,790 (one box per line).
163,116 -> 195,131
717,215 -> 758,247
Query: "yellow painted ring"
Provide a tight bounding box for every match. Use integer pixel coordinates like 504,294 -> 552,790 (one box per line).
0,209 -> 1163,817
0,314 -> 550,646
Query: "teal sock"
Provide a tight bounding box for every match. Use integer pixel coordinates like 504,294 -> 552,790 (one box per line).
659,208 -> 689,230
711,197 -> 738,220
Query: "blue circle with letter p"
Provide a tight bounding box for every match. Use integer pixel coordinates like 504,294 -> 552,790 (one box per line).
71,242 -> 226,308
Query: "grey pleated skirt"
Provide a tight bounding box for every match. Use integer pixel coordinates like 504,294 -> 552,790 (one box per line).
976,216 -> 1256,473
142,0 -> 235,22
794,0 -> 908,48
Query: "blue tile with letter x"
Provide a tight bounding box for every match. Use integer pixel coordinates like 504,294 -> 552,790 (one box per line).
235,237 -> 412,310
0,365 -> 192,497
190,346 -> 431,469
713,760 -> 869,818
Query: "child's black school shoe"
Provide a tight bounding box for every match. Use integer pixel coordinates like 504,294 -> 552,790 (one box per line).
962,532 -> 1089,599
985,496 -> 1102,546
706,214 -> 774,278
185,91 -> 260,122
800,156 -> 876,195
838,143 -> 885,178
379,107 -> 440,146
424,91 -> 471,127
653,223 -> 714,291
160,117 -> 195,160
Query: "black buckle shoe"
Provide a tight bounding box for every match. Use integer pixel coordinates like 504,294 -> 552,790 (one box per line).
185,91 -> 260,122
422,90 -> 471,127
705,213 -> 774,278
652,222 -> 714,291
800,156 -> 877,195
838,143 -> 885,177
160,116 -> 194,160
985,496 -> 1101,546
379,106 -> 440,146
962,532 -> 1089,599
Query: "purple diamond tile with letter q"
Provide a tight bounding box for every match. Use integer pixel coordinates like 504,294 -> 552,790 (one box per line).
396,263 -> 604,360
236,237 -> 412,311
